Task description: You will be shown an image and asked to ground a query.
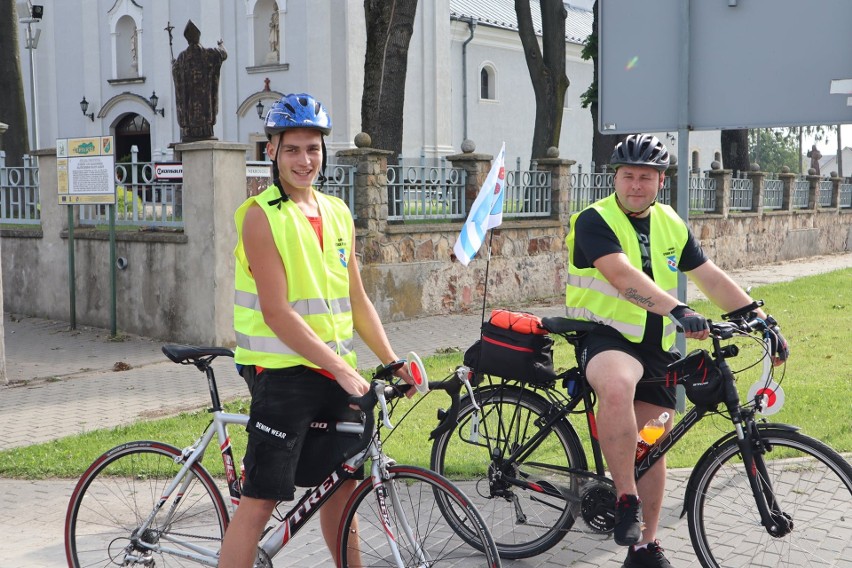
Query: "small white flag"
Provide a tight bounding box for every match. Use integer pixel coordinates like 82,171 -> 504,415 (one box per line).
453,143 -> 506,266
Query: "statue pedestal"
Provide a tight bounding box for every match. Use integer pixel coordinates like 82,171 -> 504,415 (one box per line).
265,51 -> 279,64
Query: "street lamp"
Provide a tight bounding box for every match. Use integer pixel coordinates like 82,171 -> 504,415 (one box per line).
148,92 -> 165,117
256,99 -> 265,119
19,3 -> 44,150
79,97 -> 94,121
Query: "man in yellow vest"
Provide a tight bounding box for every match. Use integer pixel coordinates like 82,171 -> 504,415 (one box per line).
565,134 -> 788,568
220,93 -> 414,567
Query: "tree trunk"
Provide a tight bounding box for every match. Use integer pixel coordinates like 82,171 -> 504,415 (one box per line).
588,2 -> 617,171
720,129 -> 750,175
361,0 -> 418,163
516,0 -> 569,160
0,0 -> 30,165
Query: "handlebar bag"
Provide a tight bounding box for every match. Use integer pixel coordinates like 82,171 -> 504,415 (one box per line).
666,349 -> 724,407
464,310 -> 557,384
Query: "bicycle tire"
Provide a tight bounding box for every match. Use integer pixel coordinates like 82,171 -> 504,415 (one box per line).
65,440 -> 229,568
686,428 -> 852,568
337,464 -> 501,567
430,385 -> 587,559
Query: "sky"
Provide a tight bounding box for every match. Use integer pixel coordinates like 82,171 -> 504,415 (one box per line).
803,124 -> 852,156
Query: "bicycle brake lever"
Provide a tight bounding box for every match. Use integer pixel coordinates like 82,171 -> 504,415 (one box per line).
457,366 -> 480,411
375,383 -> 395,430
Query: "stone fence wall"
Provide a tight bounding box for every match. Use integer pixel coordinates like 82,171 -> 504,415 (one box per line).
1,140 -> 849,345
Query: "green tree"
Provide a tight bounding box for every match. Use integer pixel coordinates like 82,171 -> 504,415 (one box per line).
361,0 -> 418,163
748,129 -> 800,174
515,0 -> 569,160
0,0 -> 30,165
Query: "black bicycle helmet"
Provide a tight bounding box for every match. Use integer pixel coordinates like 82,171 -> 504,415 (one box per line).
610,134 -> 670,171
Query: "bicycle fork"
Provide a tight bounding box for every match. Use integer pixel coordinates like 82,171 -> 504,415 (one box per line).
733,420 -> 794,537
370,457 -> 431,568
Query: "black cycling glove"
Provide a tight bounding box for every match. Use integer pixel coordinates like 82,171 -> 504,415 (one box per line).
765,316 -> 790,361
669,304 -> 709,334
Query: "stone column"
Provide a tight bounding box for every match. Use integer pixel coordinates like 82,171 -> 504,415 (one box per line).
0,123 -> 6,384
708,167 -> 732,217
806,173 -> 821,210
745,167 -> 765,214
537,147 -> 576,227
175,141 -> 250,345
445,140 -> 495,212
779,171 -> 796,211
829,175 -> 842,209
335,133 -> 394,234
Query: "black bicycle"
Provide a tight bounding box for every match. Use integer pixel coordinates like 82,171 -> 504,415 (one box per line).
429,302 -> 852,567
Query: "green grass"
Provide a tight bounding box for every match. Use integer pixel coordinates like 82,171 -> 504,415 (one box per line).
1,270 -> 849,480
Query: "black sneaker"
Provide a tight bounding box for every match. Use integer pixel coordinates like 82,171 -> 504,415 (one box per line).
622,540 -> 673,568
613,493 -> 643,546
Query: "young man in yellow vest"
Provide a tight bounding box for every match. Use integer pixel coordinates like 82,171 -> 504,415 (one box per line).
220,93 -> 414,567
565,134 -> 788,568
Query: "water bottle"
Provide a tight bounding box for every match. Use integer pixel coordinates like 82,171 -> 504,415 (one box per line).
635,411 -> 670,462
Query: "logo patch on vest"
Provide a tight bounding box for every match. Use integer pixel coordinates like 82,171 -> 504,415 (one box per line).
338,248 -> 348,267
666,255 -> 678,272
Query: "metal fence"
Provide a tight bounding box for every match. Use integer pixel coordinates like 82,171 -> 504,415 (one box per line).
570,171 -> 614,212
817,179 -> 833,207
321,162 -> 356,216
764,176 -> 783,210
689,173 -> 716,211
503,158 -> 552,218
841,182 -> 852,208
79,152 -> 183,228
0,154 -> 40,225
387,156 -> 466,221
791,178 -> 810,209
730,176 -> 754,211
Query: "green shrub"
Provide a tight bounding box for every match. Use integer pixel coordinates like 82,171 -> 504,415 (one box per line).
116,185 -> 143,216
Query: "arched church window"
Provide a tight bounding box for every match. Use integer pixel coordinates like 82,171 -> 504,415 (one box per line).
480,65 -> 496,100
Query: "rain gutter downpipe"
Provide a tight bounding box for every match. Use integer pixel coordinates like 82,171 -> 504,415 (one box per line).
461,16 -> 477,141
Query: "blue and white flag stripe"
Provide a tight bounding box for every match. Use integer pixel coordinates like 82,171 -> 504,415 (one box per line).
453,142 -> 506,266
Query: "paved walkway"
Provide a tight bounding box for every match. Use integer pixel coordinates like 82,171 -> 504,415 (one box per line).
1,252 -> 849,567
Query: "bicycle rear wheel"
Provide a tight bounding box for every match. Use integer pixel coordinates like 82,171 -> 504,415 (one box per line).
65,441 -> 228,568
338,464 -> 501,567
430,385 -> 587,559
686,428 -> 852,568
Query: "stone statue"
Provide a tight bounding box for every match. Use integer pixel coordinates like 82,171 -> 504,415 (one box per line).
172,20 -> 228,142
266,10 -> 280,64
808,144 -> 822,175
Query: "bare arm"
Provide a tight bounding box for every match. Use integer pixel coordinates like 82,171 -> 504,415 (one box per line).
593,252 -> 681,315
685,260 -> 767,317
242,206 -> 368,396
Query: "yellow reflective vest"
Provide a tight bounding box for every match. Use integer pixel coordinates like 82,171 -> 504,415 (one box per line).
233,184 -> 357,369
565,194 -> 687,350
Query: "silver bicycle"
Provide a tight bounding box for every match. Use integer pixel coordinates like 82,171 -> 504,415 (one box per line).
64,345 -> 501,567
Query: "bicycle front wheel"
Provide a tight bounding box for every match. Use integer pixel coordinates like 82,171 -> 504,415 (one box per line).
687,428 -> 852,568
338,464 -> 501,567
430,385 -> 586,559
65,441 -> 229,568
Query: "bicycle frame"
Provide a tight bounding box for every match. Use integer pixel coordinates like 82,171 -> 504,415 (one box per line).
485,327 -> 787,534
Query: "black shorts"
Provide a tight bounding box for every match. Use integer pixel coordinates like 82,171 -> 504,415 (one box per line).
241,366 -> 365,501
577,326 -> 680,409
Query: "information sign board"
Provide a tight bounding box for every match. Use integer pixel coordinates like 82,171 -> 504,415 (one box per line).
57,136 -> 116,205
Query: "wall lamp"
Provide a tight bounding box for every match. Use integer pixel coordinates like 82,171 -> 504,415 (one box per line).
149,91 -> 165,117
79,96 -> 94,121
256,99 -> 265,119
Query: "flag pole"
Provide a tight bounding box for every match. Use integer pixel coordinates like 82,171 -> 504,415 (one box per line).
479,229 -> 495,325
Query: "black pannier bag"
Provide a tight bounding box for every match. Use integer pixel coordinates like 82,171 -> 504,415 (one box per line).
666,349 -> 725,407
464,311 -> 557,384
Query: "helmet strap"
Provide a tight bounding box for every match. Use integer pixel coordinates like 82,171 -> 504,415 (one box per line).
267,136 -> 289,209
315,138 -> 328,190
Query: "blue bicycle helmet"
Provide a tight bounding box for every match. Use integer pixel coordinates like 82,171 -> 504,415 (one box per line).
610,134 -> 670,172
264,93 -> 332,206
265,93 -> 332,138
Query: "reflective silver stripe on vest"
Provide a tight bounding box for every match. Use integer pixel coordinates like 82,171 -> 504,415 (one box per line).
566,274 -> 620,298
235,291 -> 352,316
564,306 -> 646,338
235,333 -> 355,357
